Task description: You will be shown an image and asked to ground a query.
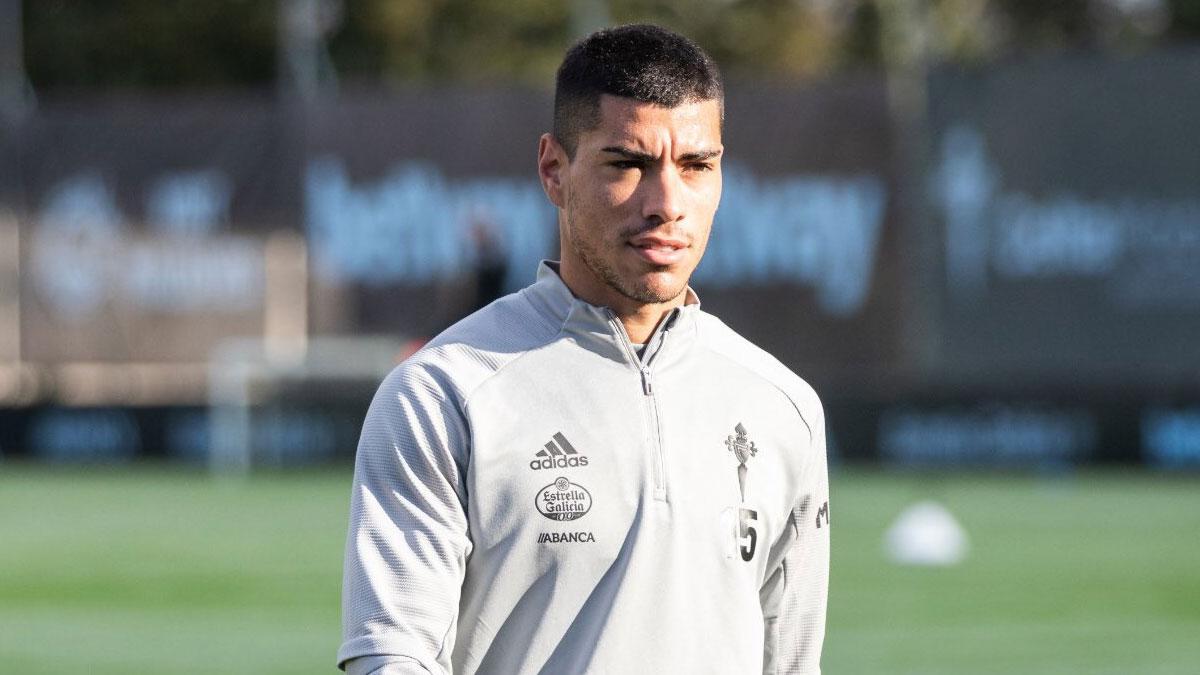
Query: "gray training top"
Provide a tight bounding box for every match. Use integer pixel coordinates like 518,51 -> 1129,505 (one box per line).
340,262 -> 830,674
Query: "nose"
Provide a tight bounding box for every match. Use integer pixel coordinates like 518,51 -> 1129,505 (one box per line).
641,165 -> 685,225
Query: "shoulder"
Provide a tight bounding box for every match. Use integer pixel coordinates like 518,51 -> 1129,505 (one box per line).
694,310 -> 824,438
380,288 -> 563,404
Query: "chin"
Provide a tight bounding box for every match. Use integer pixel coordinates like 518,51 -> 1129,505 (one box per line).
631,275 -> 688,304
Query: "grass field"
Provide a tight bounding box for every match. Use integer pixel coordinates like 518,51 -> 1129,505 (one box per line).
1,466 -> 1197,674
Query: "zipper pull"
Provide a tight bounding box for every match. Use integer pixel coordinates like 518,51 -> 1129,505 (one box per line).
641,366 -> 653,395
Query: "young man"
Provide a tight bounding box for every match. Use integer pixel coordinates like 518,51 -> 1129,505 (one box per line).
340,24 -> 829,675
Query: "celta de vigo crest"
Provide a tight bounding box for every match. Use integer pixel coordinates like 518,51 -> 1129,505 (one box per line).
725,422 -> 757,501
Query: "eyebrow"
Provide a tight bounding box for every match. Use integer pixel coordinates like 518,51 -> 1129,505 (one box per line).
600,146 -> 655,162
600,146 -> 723,162
679,149 -> 723,162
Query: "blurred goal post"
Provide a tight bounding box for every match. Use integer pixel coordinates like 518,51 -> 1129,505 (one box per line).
207,335 -> 402,475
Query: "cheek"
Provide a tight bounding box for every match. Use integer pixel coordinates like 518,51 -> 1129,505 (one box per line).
570,173 -> 628,213
688,182 -> 720,253
689,176 -> 722,214
692,220 -> 714,257
600,176 -> 639,210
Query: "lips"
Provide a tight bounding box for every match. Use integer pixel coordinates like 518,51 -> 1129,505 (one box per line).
628,234 -> 688,266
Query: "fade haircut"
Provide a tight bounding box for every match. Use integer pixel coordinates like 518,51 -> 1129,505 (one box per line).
553,24 -> 724,159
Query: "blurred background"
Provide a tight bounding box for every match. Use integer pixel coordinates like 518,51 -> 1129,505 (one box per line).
1,1 -> 1198,673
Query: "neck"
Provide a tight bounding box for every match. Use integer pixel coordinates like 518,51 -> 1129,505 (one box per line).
556,261 -> 685,344
615,301 -> 681,344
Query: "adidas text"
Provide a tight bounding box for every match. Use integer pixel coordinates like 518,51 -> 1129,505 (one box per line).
529,456 -> 590,470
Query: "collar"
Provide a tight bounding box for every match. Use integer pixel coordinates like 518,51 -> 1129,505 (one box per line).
524,260 -> 701,366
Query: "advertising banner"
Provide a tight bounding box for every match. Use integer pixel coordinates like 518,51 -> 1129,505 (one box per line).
300,81 -> 904,380
927,51 -> 1200,385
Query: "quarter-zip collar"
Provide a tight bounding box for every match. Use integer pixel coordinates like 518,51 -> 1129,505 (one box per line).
524,260 -> 701,368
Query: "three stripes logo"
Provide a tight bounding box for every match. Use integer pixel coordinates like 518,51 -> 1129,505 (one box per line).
529,432 -> 590,470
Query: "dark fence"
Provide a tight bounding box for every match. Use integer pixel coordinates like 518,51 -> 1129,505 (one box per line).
2,48 -> 1199,468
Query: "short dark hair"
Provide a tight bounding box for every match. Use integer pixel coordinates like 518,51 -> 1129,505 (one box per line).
553,24 -> 724,158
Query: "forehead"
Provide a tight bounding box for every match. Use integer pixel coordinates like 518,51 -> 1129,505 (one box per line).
582,94 -> 722,151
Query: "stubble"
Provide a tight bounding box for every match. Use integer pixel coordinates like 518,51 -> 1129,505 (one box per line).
565,209 -> 688,306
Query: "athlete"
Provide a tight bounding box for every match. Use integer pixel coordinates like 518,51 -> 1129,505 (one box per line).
340,24 -> 830,675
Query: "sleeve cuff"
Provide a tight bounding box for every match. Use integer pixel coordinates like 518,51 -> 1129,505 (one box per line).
337,635 -> 443,674
344,655 -> 431,675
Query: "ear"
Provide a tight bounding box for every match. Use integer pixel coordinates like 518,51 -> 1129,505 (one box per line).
538,133 -> 568,209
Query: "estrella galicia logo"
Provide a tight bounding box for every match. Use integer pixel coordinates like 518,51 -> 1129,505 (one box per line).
529,431 -> 590,470
535,476 -> 592,521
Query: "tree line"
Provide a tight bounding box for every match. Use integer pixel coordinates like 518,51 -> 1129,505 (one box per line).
22,0 -> 1200,90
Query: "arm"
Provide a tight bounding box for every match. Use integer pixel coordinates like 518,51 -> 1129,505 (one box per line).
344,655 -> 432,675
760,403 -> 830,675
338,362 -> 473,674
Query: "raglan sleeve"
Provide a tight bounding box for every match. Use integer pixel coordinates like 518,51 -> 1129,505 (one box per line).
759,396 -> 830,675
337,360 -> 473,674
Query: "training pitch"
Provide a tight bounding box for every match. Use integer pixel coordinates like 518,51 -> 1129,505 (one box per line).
1,466 -> 1197,674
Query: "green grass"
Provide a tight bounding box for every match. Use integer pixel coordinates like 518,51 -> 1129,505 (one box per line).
1,466 -> 1197,673
0,467 -> 348,674
825,470 -> 1200,675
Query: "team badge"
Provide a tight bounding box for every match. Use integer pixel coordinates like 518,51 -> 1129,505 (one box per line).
725,422 -> 757,501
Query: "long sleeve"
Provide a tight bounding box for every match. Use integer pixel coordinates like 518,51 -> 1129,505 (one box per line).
344,655 -> 431,675
760,403 -> 831,674
338,362 -> 473,674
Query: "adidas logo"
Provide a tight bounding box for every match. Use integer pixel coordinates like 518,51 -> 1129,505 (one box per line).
529,432 -> 590,470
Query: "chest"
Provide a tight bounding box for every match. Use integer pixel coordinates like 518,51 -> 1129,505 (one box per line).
461,350 -> 806,570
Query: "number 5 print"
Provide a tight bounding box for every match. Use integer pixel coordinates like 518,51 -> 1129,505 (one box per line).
738,507 -> 758,562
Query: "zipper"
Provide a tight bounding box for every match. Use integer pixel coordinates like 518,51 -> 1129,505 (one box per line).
644,336 -> 667,500
607,310 -> 672,500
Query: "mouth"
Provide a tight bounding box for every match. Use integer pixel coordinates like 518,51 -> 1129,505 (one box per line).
627,234 -> 688,266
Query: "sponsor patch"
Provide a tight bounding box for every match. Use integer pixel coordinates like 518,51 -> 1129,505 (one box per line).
538,531 -> 596,543
535,476 -> 592,521
529,432 -> 590,470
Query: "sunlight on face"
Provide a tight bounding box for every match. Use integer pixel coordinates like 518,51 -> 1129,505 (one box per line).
559,95 -> 723,310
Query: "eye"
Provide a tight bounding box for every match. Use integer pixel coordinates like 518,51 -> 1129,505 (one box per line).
685,161 -> 714,173
610,160 -> 645,170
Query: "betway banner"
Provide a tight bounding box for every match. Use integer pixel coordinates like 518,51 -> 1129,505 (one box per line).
8,48 -> 1199,403
11,81 -> 903,380
300,82 -> 902,379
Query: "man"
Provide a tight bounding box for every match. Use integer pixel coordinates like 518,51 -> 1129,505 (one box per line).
340,24 -> 829,675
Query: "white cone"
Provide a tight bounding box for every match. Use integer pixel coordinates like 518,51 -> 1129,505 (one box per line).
884,500 -> 969,567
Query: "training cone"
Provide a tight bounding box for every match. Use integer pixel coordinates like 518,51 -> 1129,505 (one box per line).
883,500 -> 969,567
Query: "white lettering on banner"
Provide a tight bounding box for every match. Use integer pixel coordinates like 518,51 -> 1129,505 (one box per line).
28,408 -> 141,462
31,171 -> 263,320
121,241 -> 261,312
304,159 -> 554,291
1142,409 -> 1200,469
931,127 -> 994,302
993,195 -> 1122,277
146,170 -> 232,236
31,174 -> 123,319
696,165 -> 887,317
879,406 -> 1096,467
932,124 -> 1200,308
304,160 -> 889,316
166,409 -> 340,464
250,410 -> 340,464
